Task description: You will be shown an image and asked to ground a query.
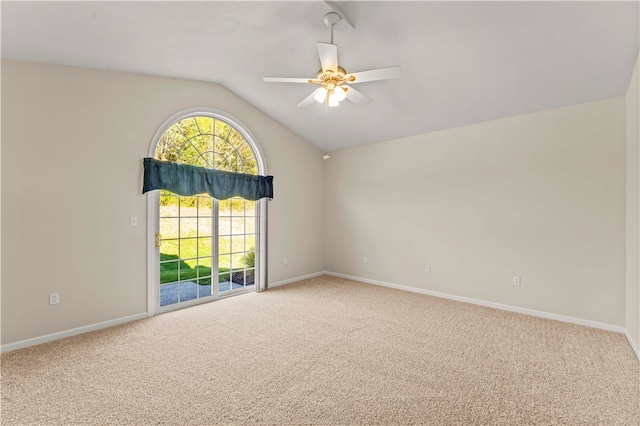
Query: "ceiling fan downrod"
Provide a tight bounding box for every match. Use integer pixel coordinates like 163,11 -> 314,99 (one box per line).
323,11 -> 341,44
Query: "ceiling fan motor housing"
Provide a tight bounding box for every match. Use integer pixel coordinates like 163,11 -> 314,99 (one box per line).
315,66 -> 354,90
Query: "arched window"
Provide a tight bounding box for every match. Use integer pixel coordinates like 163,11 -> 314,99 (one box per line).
147,109 -> 267,314
155,116 -> 259,173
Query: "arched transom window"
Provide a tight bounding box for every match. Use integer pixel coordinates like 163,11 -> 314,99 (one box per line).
156,116 -> 258,174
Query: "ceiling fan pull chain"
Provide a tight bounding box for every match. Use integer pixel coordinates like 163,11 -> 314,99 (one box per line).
323,101 -> 331,160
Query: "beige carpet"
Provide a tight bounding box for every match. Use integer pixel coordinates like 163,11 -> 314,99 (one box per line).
2,275 -> 639,425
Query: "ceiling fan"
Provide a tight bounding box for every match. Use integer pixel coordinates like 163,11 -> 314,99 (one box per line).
263,11 -> 401,108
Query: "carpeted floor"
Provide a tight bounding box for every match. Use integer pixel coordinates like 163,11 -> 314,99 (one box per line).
2,275 -> 639,425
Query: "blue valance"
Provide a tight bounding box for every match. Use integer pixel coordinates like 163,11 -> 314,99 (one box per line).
143,157 -> 273,200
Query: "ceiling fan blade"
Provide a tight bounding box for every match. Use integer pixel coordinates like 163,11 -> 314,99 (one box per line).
347,66 -> 402,84
344,85 -> 371,106
264,77 -> 312,83
317,42 -> 338,73
297,88 -> 322,107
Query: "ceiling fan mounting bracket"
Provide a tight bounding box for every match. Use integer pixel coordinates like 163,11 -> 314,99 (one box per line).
323,12 -> 342,27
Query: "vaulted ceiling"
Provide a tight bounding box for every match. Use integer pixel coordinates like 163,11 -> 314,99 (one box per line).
2,1 -> 638,151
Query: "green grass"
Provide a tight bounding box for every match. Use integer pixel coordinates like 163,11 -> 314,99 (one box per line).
160,253 -> 230,284
158,197 -> 256,285
159,235 -> 255,285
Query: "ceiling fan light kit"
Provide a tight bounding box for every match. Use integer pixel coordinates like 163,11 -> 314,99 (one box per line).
264,11 -> 401,108
311,65 -> 351,106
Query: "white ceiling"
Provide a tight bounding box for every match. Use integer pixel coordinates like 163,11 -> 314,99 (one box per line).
1,1 -> 638,151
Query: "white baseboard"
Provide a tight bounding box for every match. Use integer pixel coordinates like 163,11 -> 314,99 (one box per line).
325,271 -> 627,334
1,312 -> 148,353
268,271 -> 325,288
625,329 -> 640,361
2,272 -> 325,352
6,275 -> 637,362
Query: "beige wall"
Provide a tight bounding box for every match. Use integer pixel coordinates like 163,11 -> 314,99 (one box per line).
1,59 -> 325,345
1,58 -> 635,347
627,52 -> 640,350
325,97 -> 626,326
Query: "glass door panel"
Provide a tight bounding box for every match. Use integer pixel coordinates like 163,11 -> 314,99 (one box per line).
154,114 -> 261,311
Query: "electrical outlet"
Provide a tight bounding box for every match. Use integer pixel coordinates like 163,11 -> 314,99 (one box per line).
49,292 -> 60,305
130,216 -> 138,227
284,257 -> 288,265
513,276 -> 521,286
363,257 -> 368,264
425,265 -> 431,272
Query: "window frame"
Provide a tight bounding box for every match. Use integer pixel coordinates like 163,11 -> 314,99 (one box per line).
146,108 -> 268,316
